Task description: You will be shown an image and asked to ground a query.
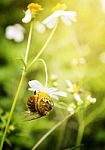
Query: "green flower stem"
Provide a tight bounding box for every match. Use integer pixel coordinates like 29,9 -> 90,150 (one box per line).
75,121 -> 85,150
27,24 -> 57,71
0,71 -> 25,150
31,113 -> 73,150
85,99 -> 105,126
55,120 -> 67,150
38,59 -> 48,87
24,22 -> 33,65
0,22 -> 33,150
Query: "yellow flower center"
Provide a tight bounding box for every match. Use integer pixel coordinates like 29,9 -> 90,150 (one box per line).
38,91 -> 50,99
27,3 -> 43,12
73,84 -> 79,93
52,3 -> 67,12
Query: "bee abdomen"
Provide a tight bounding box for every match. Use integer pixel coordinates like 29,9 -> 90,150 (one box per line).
27,96 -> 36,112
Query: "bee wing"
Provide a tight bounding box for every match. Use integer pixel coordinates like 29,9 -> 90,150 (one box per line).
24,111 -> 42,121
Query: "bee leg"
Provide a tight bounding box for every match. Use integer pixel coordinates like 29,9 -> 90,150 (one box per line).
24,112 -> 42,121
34,90 -> 36,95
24,111 -> 30,114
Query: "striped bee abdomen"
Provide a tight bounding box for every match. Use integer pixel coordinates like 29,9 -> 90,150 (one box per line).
27,95 -> 37,112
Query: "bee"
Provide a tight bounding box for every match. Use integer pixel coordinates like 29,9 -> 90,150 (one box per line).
25,91 -> 53,120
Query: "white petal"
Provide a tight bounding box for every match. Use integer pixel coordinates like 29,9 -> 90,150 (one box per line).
5,24 -> 25,42
14,24 -> 25,32
28,88 -> 36,92
43,15 -> 57,29
67,106 -> 74,113
47,88 -> 58,93
101,0 -> 105,13
61,11 -> 77,26
51,95 -> 59,100
14,32 -> 24,42
22,9 -> 32,23
52,10 -> 65,17
91,98 -> 96,103
28,80 -> 45,91
66,80 -> 73,88
61,15 -> 72,26
53,91 -> 67,97
5,27 -> 14,40
73,93 -> 83,102
66,11 -> 77,22
36,23 -> 46,33
87,95 -> 96,104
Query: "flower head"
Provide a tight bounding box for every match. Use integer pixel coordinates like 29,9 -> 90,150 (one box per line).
66,80 -> 80,93
5,24 -> 25,42
27,3 -> 43,12
86,95 -> 96,104
35,22 -> 46,33
28,80 -> 67,100
52,3 -> 67,12
22,3 -> 43,23
67,103 -> 76,113
66,80 -> 83,104
43,3 -> 77,29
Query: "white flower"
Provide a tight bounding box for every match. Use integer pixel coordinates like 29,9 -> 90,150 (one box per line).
66,80 -> 74,92
87,95 -> 96,104
28,80 -> 67,100
67,103 -> 76,113
66,80 -> 83,104
43,10 -> 77,29
73,93 -> 83,103
99,52 -> 105,63
22,3 -> 43,23
66,80 -> 80,93
5,24 -> 25,42
22,9 -> 32,23
71,58 -> 78,66
35,22 -> 46,33
67,106 -> 74,113
101,0 -> 105,13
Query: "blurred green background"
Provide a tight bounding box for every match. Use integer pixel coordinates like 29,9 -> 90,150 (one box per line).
0,0 -> 105,150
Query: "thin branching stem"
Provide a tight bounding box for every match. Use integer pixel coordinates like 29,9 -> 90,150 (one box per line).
0,22 -> 33,150
27,24 -> 57,71
38,59 -> 48,87
31,113 -> 73,150
24,22 -> 33,65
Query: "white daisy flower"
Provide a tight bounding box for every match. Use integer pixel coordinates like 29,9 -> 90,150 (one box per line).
28,80 -> 67,100
35,22 -> 46,33
5,24 -> 25,42
22,9 -> 32,23
22,3 -> 43,23
66,80 -> 83,104
87,95 -> 96,104
66,80 -> 80,93
43,10 -> 77,29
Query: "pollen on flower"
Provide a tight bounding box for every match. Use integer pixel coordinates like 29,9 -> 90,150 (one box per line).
27,3 -> 43,13
73,84 -> 80,93
52,3 -> 67,12
38,91 -> 50,98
